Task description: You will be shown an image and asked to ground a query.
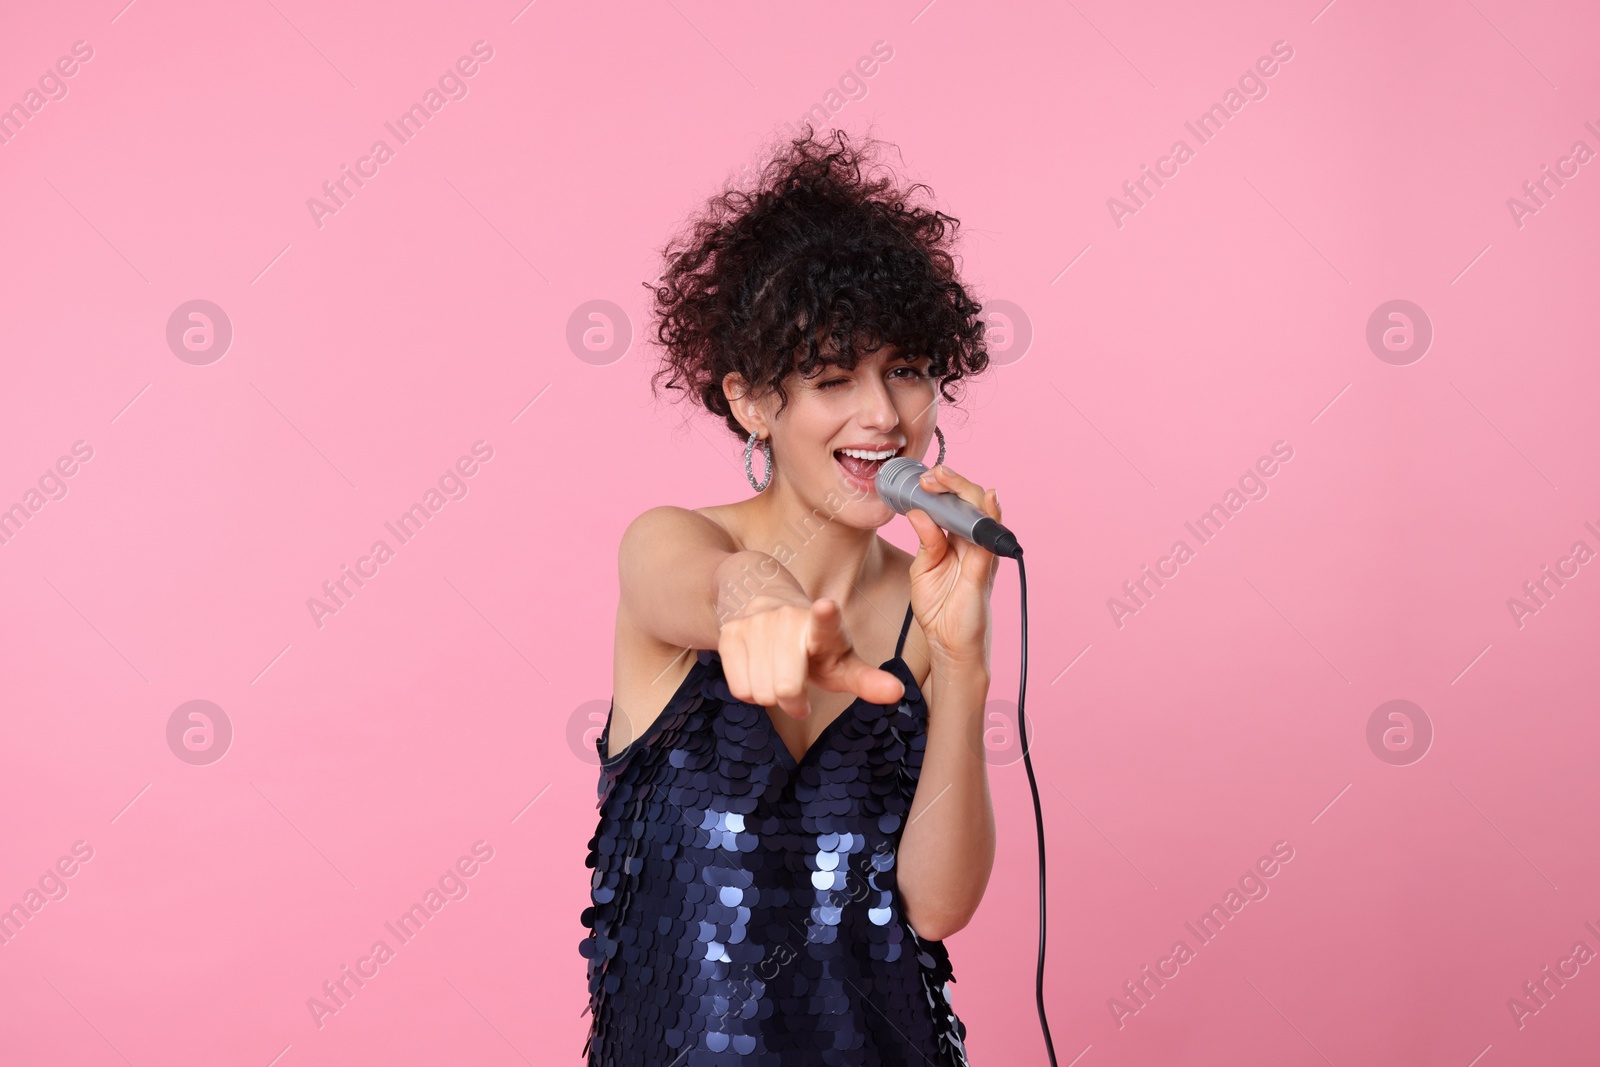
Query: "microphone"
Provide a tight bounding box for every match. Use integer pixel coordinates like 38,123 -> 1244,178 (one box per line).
875,457 -> 1023,558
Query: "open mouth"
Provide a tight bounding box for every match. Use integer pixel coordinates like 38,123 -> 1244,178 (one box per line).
833,445 -> 903,489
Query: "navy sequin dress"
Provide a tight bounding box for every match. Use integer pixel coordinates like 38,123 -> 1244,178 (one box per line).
580,603 -> 972,1066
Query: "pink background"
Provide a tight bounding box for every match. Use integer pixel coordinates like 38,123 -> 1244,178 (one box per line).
3,1 -> 1598,1064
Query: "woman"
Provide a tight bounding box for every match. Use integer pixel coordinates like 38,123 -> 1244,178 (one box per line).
580,126 -> 1000,1066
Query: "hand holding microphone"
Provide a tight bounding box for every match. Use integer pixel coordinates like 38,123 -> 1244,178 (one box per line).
876,458 -> 1022,666
876,458 -> 1022,558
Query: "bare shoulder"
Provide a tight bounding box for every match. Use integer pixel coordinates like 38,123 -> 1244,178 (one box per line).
614,508 -> 739,588
609,506 -> 743,758
615,503 -> 749,654
618,505 -> 737,565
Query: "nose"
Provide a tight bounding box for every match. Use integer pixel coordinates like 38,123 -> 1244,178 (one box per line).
857,375 -> 898,433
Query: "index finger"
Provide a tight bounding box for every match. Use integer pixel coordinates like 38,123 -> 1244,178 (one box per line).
921,464 -> 988,510
804,598 -> 849,658
823,650 -> 906,706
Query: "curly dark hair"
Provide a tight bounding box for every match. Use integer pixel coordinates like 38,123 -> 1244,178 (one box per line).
645,124 -> 990,437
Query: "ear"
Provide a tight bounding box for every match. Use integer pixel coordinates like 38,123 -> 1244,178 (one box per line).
722,372 -> 770,439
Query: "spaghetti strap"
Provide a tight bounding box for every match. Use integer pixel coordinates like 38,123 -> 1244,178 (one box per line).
894,601 -> 915,659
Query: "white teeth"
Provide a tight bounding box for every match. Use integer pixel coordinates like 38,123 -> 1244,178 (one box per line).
838,448 -> 898,461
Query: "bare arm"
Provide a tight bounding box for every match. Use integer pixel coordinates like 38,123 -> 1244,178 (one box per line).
616,506 -> 803,651
896,650 -> 996,941
615,506 -> 903,719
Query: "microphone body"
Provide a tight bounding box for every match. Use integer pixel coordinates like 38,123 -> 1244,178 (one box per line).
875,457 -> 1023,558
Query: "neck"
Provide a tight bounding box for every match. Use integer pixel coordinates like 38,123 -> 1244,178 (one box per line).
740,474 -> 882,605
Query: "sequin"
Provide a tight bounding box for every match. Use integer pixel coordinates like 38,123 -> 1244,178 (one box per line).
580,603 -> 971,1066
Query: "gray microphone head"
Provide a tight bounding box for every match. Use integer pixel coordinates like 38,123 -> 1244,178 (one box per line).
875,456 -> 928,515
874,454 -> 1024,558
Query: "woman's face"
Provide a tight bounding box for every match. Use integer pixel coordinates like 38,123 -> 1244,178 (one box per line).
762,345 -> 939,528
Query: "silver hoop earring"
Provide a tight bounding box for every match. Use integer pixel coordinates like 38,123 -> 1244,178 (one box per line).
932,425 -> 946,468
744,432 -> 773,492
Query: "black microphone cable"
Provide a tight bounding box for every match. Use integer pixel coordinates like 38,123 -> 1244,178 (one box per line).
877,456 -> 1055,1059
1011,553 -> 1058,1066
